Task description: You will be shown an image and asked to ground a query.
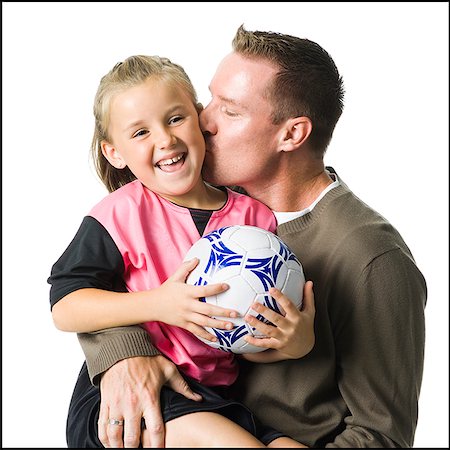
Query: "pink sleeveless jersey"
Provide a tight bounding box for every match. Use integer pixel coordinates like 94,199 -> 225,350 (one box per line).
89,181 -> 276,386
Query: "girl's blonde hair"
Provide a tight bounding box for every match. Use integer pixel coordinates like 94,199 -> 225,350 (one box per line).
91,55 -> 198,192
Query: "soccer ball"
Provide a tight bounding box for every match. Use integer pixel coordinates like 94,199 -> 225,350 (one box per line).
184,225 -> 305,353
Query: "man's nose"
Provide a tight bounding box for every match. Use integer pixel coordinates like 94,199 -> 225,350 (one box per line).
199,105 -> 215,135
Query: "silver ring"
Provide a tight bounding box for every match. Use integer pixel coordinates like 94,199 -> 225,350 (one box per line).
108,418 -> 124,426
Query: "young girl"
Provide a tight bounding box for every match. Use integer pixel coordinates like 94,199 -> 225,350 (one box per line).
48,55 -> 312,447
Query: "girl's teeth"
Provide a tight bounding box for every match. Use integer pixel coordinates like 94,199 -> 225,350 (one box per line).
159,154 -> 183,166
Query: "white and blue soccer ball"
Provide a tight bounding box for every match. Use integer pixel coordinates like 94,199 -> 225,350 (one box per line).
184,225 -> 305,353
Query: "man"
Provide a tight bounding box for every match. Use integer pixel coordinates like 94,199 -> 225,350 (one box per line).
69,25 -> 426,447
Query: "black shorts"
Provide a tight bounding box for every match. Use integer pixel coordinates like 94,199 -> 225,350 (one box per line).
67,362 -> 285,447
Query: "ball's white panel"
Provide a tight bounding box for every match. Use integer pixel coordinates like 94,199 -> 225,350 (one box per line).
213,275 -> 257,318
229,225 -> 272,251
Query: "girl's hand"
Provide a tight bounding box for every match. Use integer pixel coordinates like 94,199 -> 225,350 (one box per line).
241,280 -> 315,362
155,258 -> 239,343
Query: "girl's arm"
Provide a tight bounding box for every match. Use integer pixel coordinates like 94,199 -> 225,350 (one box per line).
52,258 -> 238,343
240,280 -> 316,363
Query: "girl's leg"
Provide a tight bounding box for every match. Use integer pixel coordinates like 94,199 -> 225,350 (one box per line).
268,436 -> 308,448
165,411 -> 266,447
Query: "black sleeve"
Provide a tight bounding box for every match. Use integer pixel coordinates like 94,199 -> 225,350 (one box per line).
47,216 -> 127,309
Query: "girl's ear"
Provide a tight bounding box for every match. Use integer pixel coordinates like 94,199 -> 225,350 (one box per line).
196,102 -> 204,114
101,141 -> 126,169
277,116 -> 313,153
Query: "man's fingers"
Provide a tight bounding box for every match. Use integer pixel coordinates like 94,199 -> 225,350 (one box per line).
139,358 -> 202,447
123,417 -> 141,448
167,369 -> 202,402
106,415 -> 125,448
98,406 -> 110,447
141,407 -> 165,448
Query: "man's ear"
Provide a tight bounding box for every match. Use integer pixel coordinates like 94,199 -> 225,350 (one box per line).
101,141 -> 126,169
277,116 -> 312,152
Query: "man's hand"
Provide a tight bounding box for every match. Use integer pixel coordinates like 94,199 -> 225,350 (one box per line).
98,355 -> 202,448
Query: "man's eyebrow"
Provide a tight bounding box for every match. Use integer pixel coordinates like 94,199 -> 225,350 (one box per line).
218,95 -> 246,109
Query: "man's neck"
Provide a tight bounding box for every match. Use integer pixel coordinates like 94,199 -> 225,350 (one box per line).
245,163 -> 333,212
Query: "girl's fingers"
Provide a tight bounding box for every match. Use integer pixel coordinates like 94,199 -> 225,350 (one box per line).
301,280 -> 315,314
169,258 -> 199,282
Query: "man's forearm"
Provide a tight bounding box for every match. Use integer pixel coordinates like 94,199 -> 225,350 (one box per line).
77,326 -> 161,386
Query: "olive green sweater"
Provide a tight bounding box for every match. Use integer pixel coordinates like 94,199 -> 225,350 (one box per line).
77,171 -> 426,448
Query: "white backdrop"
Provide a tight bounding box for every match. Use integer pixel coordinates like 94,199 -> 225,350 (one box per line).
2,2 -> 448,448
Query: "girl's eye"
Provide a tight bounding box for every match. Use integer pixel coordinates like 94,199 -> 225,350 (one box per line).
133,129 -> 148,138
169,115 -> 184,125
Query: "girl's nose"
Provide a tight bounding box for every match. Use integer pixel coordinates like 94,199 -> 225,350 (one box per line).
155,128 -> 176,150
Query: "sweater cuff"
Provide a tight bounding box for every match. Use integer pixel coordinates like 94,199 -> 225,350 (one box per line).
84,331 -> 161,386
